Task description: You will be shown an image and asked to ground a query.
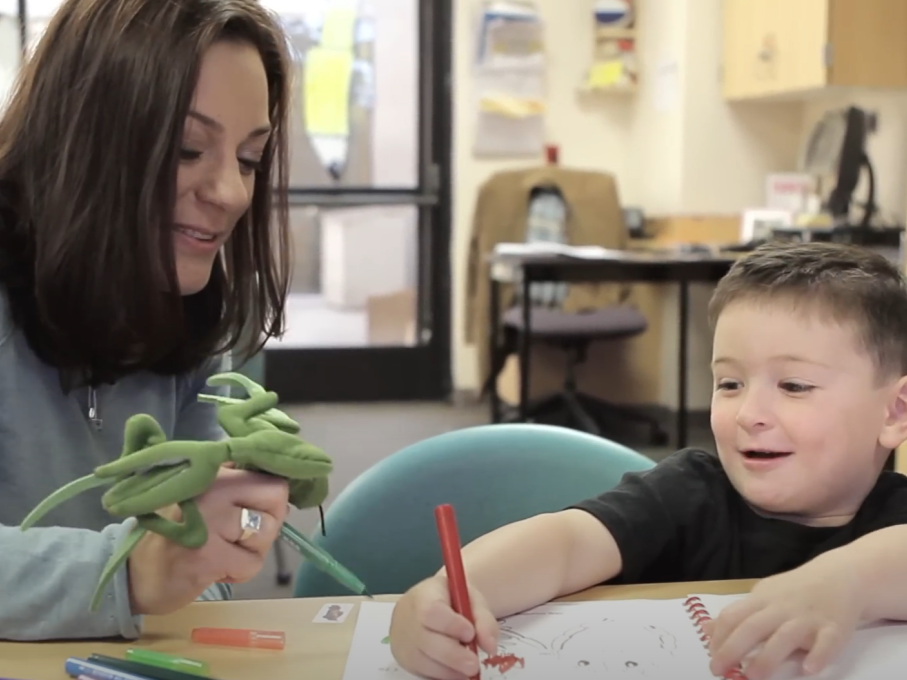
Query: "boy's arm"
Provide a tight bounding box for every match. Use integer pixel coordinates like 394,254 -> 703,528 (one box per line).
839,524 -> 907,621
442,449 -> 722,618
708,523 -> 907,678
444,509 -> 623,618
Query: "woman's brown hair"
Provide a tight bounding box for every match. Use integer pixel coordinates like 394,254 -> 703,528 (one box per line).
0,0 -> 291,388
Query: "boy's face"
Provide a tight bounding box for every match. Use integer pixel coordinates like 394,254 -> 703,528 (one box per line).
710,300 -> 907,526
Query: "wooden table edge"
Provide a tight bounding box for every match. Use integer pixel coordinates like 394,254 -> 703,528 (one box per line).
0,579 -> 757,680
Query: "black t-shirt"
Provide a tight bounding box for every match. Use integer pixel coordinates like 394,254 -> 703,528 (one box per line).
571,448 -> 907,585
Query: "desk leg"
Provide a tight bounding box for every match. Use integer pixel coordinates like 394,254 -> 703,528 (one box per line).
519,272 -> 531,421
489,276 -> 501,423
677,281 -> 689,449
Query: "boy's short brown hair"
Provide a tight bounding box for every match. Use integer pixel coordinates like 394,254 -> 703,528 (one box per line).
709,241 -> 907,380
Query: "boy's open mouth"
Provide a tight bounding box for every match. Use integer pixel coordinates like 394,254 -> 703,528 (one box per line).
741,450 -> 793,459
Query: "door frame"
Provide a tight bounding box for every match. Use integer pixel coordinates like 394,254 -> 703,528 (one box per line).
262,0 -> 453,403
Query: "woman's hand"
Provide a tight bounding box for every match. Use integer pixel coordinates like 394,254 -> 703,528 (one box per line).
126,466 -> 289,615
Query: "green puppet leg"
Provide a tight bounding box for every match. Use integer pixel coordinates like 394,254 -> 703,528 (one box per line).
20,474 -> 112,530
207,372 -> 267,397
89,500 -> 208,612
198,373 -> 300,437
214,391 -> 281,436
99,444 -> 227,518
136,499 -> 207,548
90,520 -> 147,612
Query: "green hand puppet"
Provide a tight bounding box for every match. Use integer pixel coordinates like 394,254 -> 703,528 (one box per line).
20,372 -> 359,612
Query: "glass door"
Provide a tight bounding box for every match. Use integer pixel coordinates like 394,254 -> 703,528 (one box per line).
259,0 -> 452,402
0,1 -> 23,107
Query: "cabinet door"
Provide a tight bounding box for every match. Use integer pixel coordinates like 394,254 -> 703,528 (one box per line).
827,0 -> 907,89
722,0 -> 777,99
769,0 -> 829,94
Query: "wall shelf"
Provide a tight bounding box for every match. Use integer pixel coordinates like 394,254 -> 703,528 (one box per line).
585,1 -> 638,93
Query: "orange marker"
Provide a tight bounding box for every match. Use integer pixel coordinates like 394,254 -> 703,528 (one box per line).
191,627 -> 285,651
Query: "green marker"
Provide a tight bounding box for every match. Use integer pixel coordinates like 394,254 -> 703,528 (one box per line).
279,522 -> 373,598
126,648 -> 210,676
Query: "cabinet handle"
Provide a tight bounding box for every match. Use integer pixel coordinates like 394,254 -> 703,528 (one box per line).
758,33 -> 777,61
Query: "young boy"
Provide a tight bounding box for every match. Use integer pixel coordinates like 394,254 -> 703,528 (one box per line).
389,241 -> 907,680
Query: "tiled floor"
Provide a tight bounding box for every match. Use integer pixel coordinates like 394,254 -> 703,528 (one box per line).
231,400 -> 715,601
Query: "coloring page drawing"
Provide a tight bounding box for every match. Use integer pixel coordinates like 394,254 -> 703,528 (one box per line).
341,600 -> 716,680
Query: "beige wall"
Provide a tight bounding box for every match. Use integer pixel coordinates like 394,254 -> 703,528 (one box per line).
452,0 -> 631,399
802,91 -> 907,224
452,0 -> 801,407
451,0 -> 907,411
4,2 -> 907,408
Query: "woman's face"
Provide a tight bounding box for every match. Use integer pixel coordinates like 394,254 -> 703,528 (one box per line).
173,40 -> 271,295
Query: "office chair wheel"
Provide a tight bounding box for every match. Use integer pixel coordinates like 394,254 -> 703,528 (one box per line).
276,571 -> 292,586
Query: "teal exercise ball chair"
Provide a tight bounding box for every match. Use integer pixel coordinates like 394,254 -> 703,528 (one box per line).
293,423 -> 655,598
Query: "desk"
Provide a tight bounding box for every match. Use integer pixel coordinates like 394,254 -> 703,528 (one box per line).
487,250 -> 736,448
1,580 -> 755,679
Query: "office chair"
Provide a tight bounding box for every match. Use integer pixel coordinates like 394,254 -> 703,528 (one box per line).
501,306 -> 668,445
293,423 -> 654,597
487,180 -> 667,445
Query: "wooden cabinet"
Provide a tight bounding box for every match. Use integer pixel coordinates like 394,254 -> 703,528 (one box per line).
722,0 -> 907,101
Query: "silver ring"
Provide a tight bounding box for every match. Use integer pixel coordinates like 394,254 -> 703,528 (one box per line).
238,507 -> 262,543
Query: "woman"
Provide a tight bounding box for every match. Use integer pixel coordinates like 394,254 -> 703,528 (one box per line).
0,0 -> 296,640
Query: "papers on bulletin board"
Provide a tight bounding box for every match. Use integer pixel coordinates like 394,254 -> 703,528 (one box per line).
304,47 -> 354,137
477,7 -> 544,68
474,61 -> 545,157
320,6 -> 357,49
653,57 -> 679,113
473,1 -> 546,158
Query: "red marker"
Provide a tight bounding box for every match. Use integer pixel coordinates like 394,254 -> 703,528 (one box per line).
435,503 -> 480,680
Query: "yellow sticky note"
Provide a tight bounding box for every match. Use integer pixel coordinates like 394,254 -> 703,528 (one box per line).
479,95 -> 545,118
587,60 -> 624,88
304,47 -> 354,137
321,8 -> 357,50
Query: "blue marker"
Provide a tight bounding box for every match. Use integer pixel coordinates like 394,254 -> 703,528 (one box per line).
64,657 -> 155,680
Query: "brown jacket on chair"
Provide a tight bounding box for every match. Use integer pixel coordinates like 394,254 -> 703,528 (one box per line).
464,165 -> 633,391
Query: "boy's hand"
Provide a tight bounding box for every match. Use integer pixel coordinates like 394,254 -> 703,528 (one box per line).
389,575 -> 499,679
706,556 -> 864,680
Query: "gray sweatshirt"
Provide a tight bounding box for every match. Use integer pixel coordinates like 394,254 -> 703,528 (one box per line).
0,287 -> 233,641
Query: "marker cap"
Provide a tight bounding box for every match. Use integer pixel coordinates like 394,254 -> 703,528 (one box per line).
126,648 -> 210,676
190,627 -> 285,651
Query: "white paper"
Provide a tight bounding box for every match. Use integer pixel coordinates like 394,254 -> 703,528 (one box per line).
342,599 -> 717,679
765,173 -> 814,212
472,3 -> 546,158
493,242 -> 625,259
476,1 -> 543,67
342,596 -> 907,680
479,16 -> 544,68
693,594 -> 907,680
473,62 -> 546,157
653,58 -> 679,113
